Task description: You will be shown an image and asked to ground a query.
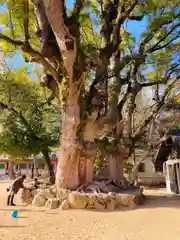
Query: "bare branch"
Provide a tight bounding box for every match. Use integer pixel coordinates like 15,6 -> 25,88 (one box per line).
8,9 -> 15,39
73,0 -> 84,17
133,77 -> 179,139
139,63 -> 180,87
148,23 -> 180,53
129,130 -> 169,183
23,0 -> 30,43
0,33 -> 24,46
140,79 -> 164,87
128,15 -> 144,21
139,15 -> 180,54
150,34 -> 180,52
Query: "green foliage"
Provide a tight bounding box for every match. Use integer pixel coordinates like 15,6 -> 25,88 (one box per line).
0,0 -> 179,164
94,153 -> 102,173
0,68 -> 60,158
0,0 -> 39,58
94,136 -> 119,155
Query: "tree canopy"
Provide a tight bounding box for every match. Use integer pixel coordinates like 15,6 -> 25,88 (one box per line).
0,66 -> 60,158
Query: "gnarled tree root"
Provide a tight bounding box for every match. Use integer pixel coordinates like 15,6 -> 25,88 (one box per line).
77,178 -> 139,194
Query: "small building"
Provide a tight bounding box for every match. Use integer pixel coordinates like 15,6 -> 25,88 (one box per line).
0,152 -> 58,175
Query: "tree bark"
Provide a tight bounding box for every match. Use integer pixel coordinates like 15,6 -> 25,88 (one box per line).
108,155 -> 124,182
8,162 -> 15,180
31,164 -> 34,179
129,150 -> 150,184
96,154 -> 124,182
42,149 -> 55,185
78,142 -> 96,184
56,89 -> 81,190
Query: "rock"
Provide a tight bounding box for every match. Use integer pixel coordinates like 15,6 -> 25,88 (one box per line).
86,193 -> 97,206
49,184 -> 56,190
97,193 -> 110,205
49,185 -> 57,196
31,189 -> 38,197
86,204 -> 95,209
21,189 -> 33,204
108,192 -> 116,199
134,193 -> 145,205
38,189 -> 55,200
57,188 -> 71,201
116,193 -> 135,207
32,193 -> 47,207
107,199 -> 116,211
60,199 -> 70,210
46,198 -> 59,209
94,201 -> 105,210
68,192 -> 88,209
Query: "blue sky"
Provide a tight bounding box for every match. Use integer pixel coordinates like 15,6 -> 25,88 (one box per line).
1,1 -> 148,77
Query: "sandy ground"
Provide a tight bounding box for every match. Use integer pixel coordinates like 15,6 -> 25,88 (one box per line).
0,180 -> 180,240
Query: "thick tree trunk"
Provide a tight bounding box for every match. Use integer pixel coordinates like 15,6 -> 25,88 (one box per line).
42,149 -> 55,185
96,154 -> 124,182
56,90 -> 81,190
8,162 -> 15,180
109,155 -> 124,182
31,164 -> 34,179
78,142 -> 96,184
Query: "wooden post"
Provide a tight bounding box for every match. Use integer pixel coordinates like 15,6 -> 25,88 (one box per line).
164,160 -> 180,194
175,163 -> 180,194
165,162 -> 171,193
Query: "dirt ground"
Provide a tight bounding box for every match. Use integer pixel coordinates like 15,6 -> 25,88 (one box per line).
0,180 -> 180,240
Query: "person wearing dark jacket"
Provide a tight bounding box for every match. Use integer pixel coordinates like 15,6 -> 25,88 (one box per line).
7,175 -> 26,206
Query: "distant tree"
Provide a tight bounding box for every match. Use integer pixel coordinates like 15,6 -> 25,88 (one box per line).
0,67 -> 60,183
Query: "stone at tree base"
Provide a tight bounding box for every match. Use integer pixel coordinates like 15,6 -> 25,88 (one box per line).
97,193 -> 110,205
68,192 -> 88,209
134,193 -> 145,205
38,189 -> 55,200
116,193 -> 135,207
60,199 -> 70,210
108,192 -> 116,199
32,193 -> 47,207
86,193 -> 97,206
57,188 -> 71,201
21,189 -> 34,204
94,201 -> 105,210
49,185 -> 57,196
106,199 -> 117,211
45,198 -> 59,209
31,189 -> 38,197
86,204 -> 95,209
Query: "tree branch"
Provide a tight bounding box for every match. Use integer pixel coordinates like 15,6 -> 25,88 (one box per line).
0,102 -> 43,142
23,0 -> 30,43
150,34 -> 180,52
73,0 -> 84,16
139,17 -> 179,54
128,15 -> 144,21
129,131 -> 169,183
148,23 -> 180,53
138,63 -> 179,87
133,77 -> 179,139
0,33 -> 61,82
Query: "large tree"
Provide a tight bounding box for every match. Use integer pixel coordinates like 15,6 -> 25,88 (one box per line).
0,66 -> 60,183
0,0 -> 179,193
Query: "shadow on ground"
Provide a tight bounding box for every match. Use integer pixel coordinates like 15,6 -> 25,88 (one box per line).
0,208 -> 45,213
0,225 -> 26,228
